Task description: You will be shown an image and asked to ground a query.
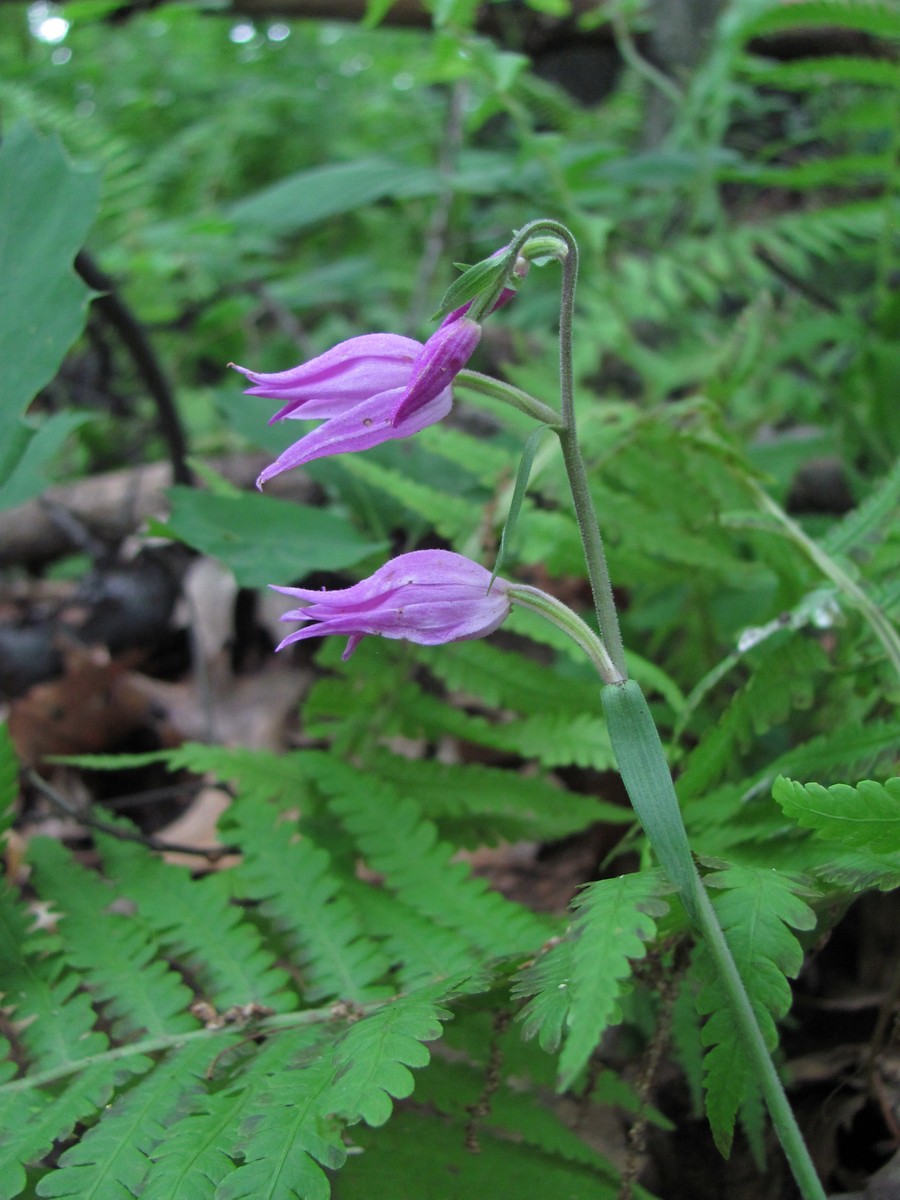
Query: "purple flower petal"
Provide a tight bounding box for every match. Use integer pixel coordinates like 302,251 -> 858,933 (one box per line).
271,549 -> 510,659
391,318 -> 481,426
255,385 -> 452,488
230,334 -> 421,421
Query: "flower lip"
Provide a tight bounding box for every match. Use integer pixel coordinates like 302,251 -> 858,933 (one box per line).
271,549 -> 510,660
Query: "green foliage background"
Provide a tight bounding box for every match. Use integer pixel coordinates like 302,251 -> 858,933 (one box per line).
1,0 -> 898,1195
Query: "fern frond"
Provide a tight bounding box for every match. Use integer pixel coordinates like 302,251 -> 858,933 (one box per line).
27,838 -> 195,1039
0,882 -> 107,1073
335,1105 -> 621,1200
96,834 -> 295,1011
417,639 -> 598,718
141,1027 -> 330,1200
679,636 -> 828,803
515,872 -> 668,1088
304,754 -> 549,958
823,456 -> 900,559
329,986 -> 451,1126
34,1043 -> 216,1200
162,744 -> 312,810
760,722 -> 900,790
739,0 -> 900,40
0,1062 -> 141,1200
557,874 -> 668,1088
340,455 -> 480,542
513,937 -> 574,1054
743,53 -> 900,90
367,749 -> 629,846
414,1054 -> 622,1177
214,1034 -> 345,1200
693,866 -> 817,1155
341,883 -> 481,989
813,847 -> 900,892
774,775 -> 900,851
221,797 -> 392,1003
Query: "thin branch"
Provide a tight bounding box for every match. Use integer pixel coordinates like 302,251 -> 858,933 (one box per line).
754,245 -> 842,315
25,768 -> 239,861
405,80 -> 468,334
74,250 -> 193,486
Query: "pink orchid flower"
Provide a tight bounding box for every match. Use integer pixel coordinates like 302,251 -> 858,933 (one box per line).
271,549 -> 510,660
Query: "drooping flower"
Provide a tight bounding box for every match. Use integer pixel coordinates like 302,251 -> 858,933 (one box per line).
231,322 -> 480,487
271,549 -> 510,661
390,316 -> 481,426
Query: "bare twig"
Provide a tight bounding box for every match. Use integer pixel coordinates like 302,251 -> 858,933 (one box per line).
25,768 -> 240,861
74,250 -> 193,487
405,80 -> 468,334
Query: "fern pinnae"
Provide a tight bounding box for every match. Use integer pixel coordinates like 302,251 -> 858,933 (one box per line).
0,1062 -> 136,1200
27,837 -> 195,1040
692,866 -> 817,1154
0,880 -> 108,1074
367,748 -> 626,846
678,636 -> 828,803
96,834 -> 295,1012
141,1026 -> 330,1200
339,880 -> 481,989
34,1042 -> 218,1200
305,755 -> 549,958
215,1036 -> 345,1200
221,796 -> 392,1003
514,872 -> 669,1089
328,986 -> 453,1127
161,743 -> 313,811
773,775 -> 900,852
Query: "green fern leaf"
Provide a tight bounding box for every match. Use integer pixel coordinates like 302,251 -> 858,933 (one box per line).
164,744 -> 312,809
761,723 -> 900,787
557,874 -> 668,1088
413,1054 -> 621,1177
0,1063 -> 136,1200
27,838 -> 196,1039
694,867 -> 817,1155
814,847 -> 900,892
679,637 -> 828,802
335,1106 -> 620,1200
97,834 -> 295,1011
417,638 -> 597,716
773,775 -> 900,851
339,454 -> 478,542
513,937 -> 574,1054
367,749 -> 628,846
515,873 -> 668,1087
341,882 -> 481,990
216,1037 -> 345,1200
221,798 -> 392,1003
305,755 -> 548,958
740,0 -> 900,40
329,987 -> 451,1126
34,1043 -> 216,1199
141,1028 -> 326,1200
823,456 -> 900,559
0,882 -> 107,1072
